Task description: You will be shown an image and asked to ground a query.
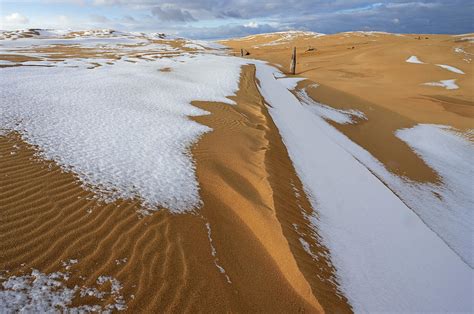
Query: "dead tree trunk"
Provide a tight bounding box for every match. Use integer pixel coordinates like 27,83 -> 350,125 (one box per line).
290,47 -> 296,75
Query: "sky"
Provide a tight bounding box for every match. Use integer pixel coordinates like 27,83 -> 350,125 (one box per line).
0,1 -> 473,39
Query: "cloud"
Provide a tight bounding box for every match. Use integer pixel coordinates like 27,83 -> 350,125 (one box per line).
151,6 -> 196,22
5,12 -> 29,24
2,0 -> 472,36
244,21 -> 259,29
121,15 -> 136,23
177,22 -> 283,40
90,14 -> 111,23
82,0 -> 473,35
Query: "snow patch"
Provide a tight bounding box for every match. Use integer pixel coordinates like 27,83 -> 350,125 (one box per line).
423,79 -> 459,90
406,55 -> 424,64
0,54 -> 246,213
0,269 -> 126,312
436,64 -> 465,74
396,124 -> 474,263
296,87 -> 366,124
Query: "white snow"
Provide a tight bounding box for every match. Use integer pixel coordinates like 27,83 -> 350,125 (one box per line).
0,54 -> 245,212
343,31 -> 400,37
293,87 -> 472,268
406,55 -> 424,64
298,237 -> 319,261
183,43 -> 205,50
0,36 -> 145,48
235,31 -> 324,44
423,79 -> 459,90
454,47 -> 473,63
0,269 -> 126,312
255,31 -> 325,47
396,124 -> 474,265
277,77 -> 306,90
205,222 -> 232,283
436,64 -> 465,74
253,61 -> 473,312
0,270 -> 76,312
459,37 -> 474,43
185,40 -> 227,50
296,87 -> 366,124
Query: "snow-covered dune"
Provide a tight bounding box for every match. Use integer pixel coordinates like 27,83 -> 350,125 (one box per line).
254,62 -> 473,312
0,54 -> 245,212
1,30 -> 472,313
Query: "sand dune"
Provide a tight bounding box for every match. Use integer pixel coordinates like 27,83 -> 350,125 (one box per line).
0,45 -> 350,311
221,31 -> 473,311
222,31 -> 474,262
1,29 -> 472,312
0,128 -> 334,311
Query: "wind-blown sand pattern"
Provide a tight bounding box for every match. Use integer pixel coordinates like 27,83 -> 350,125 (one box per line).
1,29 -> 473,312
0,130 -> 332,311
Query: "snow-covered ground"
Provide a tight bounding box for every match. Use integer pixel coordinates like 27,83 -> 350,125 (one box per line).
254,62 -> 473,312
0,53 -> 245,212
0,36 -> 145,48
292,84 -> 472,268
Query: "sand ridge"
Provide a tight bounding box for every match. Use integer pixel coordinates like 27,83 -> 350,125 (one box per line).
192,64 -> 352,313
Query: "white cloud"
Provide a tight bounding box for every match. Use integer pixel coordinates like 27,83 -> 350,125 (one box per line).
244,21 -> 259,28
5,13 -> 29,24
386,2 -> 440,9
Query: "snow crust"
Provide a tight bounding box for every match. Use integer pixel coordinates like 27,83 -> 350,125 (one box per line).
436,64 -> 465,74
253,61 -> 473,312
406,55 -> 424,64
0,54 -> 245,212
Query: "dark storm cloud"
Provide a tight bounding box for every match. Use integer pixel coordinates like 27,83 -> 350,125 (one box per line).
151,6 -> 196,22
90,0 -> 473,37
